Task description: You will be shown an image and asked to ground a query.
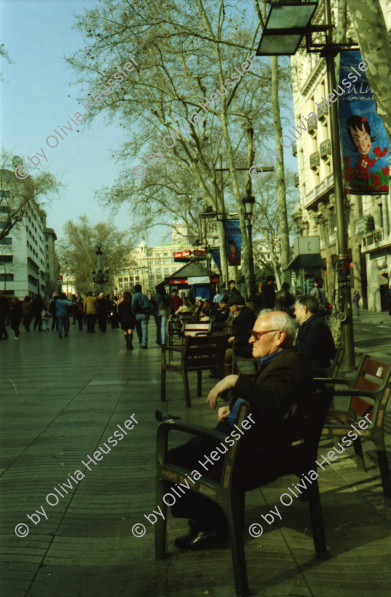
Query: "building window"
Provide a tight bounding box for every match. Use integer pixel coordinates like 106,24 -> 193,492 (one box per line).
0,273 -> 14,281
0,237 -> 12,245
0,255 -> 13,263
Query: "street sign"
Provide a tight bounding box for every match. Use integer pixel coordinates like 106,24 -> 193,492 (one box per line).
57,275 -> 63,280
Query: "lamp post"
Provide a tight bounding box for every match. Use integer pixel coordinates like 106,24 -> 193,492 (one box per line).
92,244 -> 109,293
242,193 -> 256,296
256,0 -> 355,369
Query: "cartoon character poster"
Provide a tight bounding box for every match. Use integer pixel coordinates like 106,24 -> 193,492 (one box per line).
339,50 -> 389,195
224,220 -> 241,266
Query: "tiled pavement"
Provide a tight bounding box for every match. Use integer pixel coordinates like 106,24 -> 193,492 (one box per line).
1,319 -> 391,597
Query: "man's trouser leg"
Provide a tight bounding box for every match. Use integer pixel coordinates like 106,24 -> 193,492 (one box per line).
139,315 -> 148,347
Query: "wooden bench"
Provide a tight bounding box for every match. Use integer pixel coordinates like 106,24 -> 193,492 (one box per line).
321,356 -> 391,496
155,389 -> 332,596
161,335 -> 226,407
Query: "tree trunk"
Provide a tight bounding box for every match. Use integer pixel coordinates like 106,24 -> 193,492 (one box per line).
346,0 -> 391,140
270,56 -> 290,284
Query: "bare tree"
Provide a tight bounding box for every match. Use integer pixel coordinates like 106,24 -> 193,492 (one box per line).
0,153 -> 61,241
57,216 -> 133,294
68,0 -> 292,293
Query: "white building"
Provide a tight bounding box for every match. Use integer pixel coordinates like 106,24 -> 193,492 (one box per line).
0,170 -> 58,302
114,240 -> 198,294
290,0 -> 391,311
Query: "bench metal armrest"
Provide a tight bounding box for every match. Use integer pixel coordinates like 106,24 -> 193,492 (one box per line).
156,420 -> 228,462
314,377 -> 354,386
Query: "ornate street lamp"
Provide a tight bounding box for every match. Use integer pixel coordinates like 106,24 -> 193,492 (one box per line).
92,244 -> 109,293
255,0 -> 355,368
242,193 -> 256,296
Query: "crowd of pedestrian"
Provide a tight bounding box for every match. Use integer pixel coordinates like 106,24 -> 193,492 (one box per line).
2,276 -> 387,371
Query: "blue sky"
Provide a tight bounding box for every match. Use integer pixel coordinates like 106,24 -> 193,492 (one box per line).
1,0 -> 136,242
1,0 -> 297,247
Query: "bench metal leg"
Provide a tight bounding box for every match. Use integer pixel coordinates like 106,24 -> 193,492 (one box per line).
226,494 -> 249,597
376,447 -> 391,497
353,437 -> 366,471
182,370 -> 191,407
161,367 -> 166,402
155,477 -> 168,559
307,481 -> 328,559
197,370 -> 202,396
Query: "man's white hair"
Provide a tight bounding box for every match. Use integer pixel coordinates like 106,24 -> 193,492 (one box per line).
258,310 -> 296,345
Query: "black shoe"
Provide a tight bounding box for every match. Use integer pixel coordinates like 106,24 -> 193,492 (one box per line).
141,346 -> 148,349
59,334 -> 62,339
174,528 -> 228,551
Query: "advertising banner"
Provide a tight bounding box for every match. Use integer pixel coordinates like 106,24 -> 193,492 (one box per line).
211,248 -> 222,273
224,220 -> 242,266
339,50 -> 389,195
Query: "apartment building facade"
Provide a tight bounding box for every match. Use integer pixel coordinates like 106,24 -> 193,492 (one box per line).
291,0 -> 391,311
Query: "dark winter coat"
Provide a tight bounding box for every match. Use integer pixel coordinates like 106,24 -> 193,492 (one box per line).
118,300 -> 136,330
296,312 -> 336,370
229,347 -> 315,429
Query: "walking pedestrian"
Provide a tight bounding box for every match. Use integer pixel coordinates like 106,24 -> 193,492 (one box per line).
153,285 -> 172,346
0,291 -> 10,340
55,292 -> 73,338
97,293 -> 108,332
32,294 -> 44,331
22,296 -> 33,332
42,309 -> 51,331
132,284 -> 150,349
83,291 -> 98,333
49,296 -> 58,330
352,290 -> 361,316
118,291 -> 136,349
108,294 -> 119,328
259,275 -> 276,309
74,297 -> 84,330
9,296 -> 22,339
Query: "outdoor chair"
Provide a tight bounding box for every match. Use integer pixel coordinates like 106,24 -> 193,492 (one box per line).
321,356 -> 391,496
155,388 -> 332,596
161,335 -> 226,407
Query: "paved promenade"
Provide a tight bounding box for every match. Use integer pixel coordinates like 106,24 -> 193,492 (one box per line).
1,315 -> 391,597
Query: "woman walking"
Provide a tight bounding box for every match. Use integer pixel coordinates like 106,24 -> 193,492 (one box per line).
352,290 -> 361,316
9,297 -> 22,340
22,296 -> 33,332
118,292 -> 136,350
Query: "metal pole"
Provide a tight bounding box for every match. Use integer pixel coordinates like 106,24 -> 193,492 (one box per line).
324,0 -> 355,369
96,245 -> 103,294
247,219 -> 256,296
219,154 -> 229,289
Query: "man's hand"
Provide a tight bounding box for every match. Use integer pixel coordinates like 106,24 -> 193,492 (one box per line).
207,374 -> 239,410
218,406 -> 230,422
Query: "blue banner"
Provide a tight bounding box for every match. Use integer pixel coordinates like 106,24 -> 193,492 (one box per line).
211,248 -> 222,273
339,50 -> 389,195
224,220 -> 242,266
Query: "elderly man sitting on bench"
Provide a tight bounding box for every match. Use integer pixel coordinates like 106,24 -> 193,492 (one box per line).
166,310 -> 315,550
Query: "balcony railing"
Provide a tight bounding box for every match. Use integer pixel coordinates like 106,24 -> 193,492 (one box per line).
320,139 -> 331,160
310,151 -> 320,170
292,141 -> 297,157
320,238 -> 326,250
362,228 -> 384,248
294,172 -> 299,187
328,231 -> 336,245
307,119 -> 317,135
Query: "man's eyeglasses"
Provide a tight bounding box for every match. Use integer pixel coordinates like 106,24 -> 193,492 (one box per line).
251,329 -> 279,341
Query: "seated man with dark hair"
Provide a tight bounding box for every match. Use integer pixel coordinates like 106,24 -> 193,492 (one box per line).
294,295 -> 336,372
165,310 -> 314,550
224,295 -> 256,376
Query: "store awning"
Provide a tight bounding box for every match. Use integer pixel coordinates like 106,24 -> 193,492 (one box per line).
284,253 -> 324,270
